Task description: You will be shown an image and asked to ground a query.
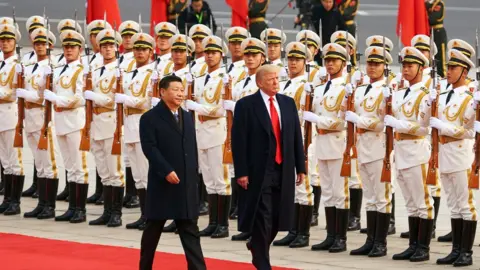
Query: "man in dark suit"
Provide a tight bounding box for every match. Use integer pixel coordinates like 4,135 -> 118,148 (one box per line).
231,65 -> 306,270
139,75 -> 206,270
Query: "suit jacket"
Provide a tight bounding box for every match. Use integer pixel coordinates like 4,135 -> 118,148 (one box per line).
232,90 -> 306,232
140,101 -> 199,220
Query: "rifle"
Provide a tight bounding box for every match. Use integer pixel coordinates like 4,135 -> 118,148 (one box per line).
186,24 -> 195,123
38,18 -> 53,150
152,27 -> 160,98
221,24 -> 233,164
303,32 -> 314,174
398,25 -> 405,89
381,36 -> 393,183
112,22 -> 123,156
340,30 -> 355,177
264,27 -> 270,64
318,20 -> 327,84
79,13 -> 95,151
426,29 -> 439,186
13,6 -> 24,148
469,29 -> 480,189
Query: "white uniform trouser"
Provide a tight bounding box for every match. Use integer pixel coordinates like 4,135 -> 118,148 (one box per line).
125,142 -> 148,189
318,158 -> 349,209
308,140 -> 320,187
348,159 -> 362,189
441,170 -> 477,221
91,137 -> 125,187
123,142 -> 130,167
359,159 -> 392,213
26,128 -> 61,179
296,142 -> 317,205
396,163 -> 434,219
0,129 -> 24,176
57,130 -> 89,184
198,145 -> 231,196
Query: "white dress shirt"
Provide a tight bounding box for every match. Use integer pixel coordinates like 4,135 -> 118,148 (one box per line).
260,90 -> 282,128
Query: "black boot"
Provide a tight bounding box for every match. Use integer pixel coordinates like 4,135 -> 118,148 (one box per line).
4,175 -> 25,215
56,170 -> 69,201
400,231 -> 410,238
388,193 -> 396,235
212,195 -> 230,238
312,207 -> 336,251
453,220 -> 476,267
392,216 -> 419,260
0,174 -> 12,213
163,221 -> 177,232
107,186 -> 124,227
348,188 -> 362,231
437,219 -> 462,264
199,194 -> 218,236
55,182 -> 77,221
22,166 -> 38,197
290,205 -> 313,248
350,211 -> 377,255
126,188 -> 147,229
70,183 -> 88,223
122,167 -> 133,206
87,170 -> 102,204
229,178 -> 238,220
0,165 -> 4,195
329,208 -> 349,253
360,228 -> 367,234
311,186 -> 321,227
124,168 -> 139,208
89,186 -> 112,225
432,196 -> 440,239
369,212 -> 390,257
24,178 -> 46,218
438,231 -> 453,242
274,204 -> 299,246
37,178 -> 59,219
231,232 -> 251,241
409,218 -> 434,262
198,176 -> 208,216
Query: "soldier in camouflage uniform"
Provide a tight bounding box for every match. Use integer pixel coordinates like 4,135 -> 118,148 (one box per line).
248,0 -> 269,40
338,0 -> 358,36
425,0 -> 447,78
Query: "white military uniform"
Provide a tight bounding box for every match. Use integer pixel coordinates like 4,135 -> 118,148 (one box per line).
88,61 -> 124,187
21,51 -> 37,66
156,53 -> 172,75
0,54 -> 24,176
119,51 -> 136,73
191,56 -> 207,78
227,60 -> 247,87
233,73 -> 258,101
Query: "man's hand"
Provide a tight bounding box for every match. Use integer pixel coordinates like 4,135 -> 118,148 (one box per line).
165,171 -> 180,184
296,173 -> 305,186
345,111 -> 360,124
237,176 -> 249,190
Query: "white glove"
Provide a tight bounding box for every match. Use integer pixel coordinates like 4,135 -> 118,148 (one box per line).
430,117 -> 448,131
15,63 -> 23,73
304,82 -> 312,93
185,73 -> 193,84
222,75 -> 230,85
43,65 -> 52,75
345,83 -> 354,96
429,88 -> 437,104
345,111 -> 360,124
115,93 -> 127,104
318,67 -> 327,79
303,111 -> 321,124
83,65 -> 90,75
151,97 -> 160,107
382,87 -> 391,99
84,90 -> 97,101
474,91 -> 480,102
223,100 -> 236,111
384,115 -> 398,128
474,121 -> 480,133
185,100 -> 201,111
115,68 -> 121,78
43,90 -> 57,102
16,88 -> 27,98
352,71 -> 362,86
151,71 -> 159,81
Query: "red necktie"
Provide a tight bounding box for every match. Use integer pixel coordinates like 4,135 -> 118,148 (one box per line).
269,97 -> 282,164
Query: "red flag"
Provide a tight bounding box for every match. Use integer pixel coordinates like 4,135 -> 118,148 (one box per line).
226,0 -> 248,28
150,0 -> 169,36
86,0 -> 122,26
397,0 -> 430,46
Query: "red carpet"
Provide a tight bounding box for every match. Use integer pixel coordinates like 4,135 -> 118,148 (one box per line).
0,233 -> 296,270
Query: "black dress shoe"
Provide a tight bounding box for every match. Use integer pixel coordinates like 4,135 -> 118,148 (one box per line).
125,195 -> 140,208
273,232 -> 296,246
163,221 -> 177,232
231,232 -> 251,241
400,231 -> 409,239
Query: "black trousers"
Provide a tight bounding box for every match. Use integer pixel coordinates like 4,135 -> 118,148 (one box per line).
250,165 -> 282,270
139,219 -> 206,270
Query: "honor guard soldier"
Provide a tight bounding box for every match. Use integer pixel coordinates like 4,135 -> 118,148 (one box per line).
115,32 -> 154,230
423,46 -> 477,267
22,16 -> 45,66
273,41 -> 314,248
188,24 -> 211,78
226,38 -> 266,241
225,27 -> 249,87
248,0 -> 269,39
20,27 -> 62,219
303,43 -> 350,253
331,30 -> 363,231
154,22 -> 178,76
185,36 -> 231,239
119,20 -> 140,73
384,47 -> 434,262
347,46 -> 393,257
260,28 -> 288,81
43,30 -> 89,223
425,0 -> 446,78
167,0 -> 188,26
118,20 -> 141,209
338,0 -> 358,36
448,40 -> 477,92
0,24 -> 26,215
55,19 -> 83,68
86,20 -> 113,71
85,29 -> 125,227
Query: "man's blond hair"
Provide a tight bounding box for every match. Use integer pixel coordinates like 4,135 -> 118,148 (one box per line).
256,64 -> 280,84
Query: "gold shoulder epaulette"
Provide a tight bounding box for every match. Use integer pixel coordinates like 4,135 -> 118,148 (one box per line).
398,87 -> 408,91
420,86 -> 429,93
358,84 -> 368,88
465,91 -> 473,96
